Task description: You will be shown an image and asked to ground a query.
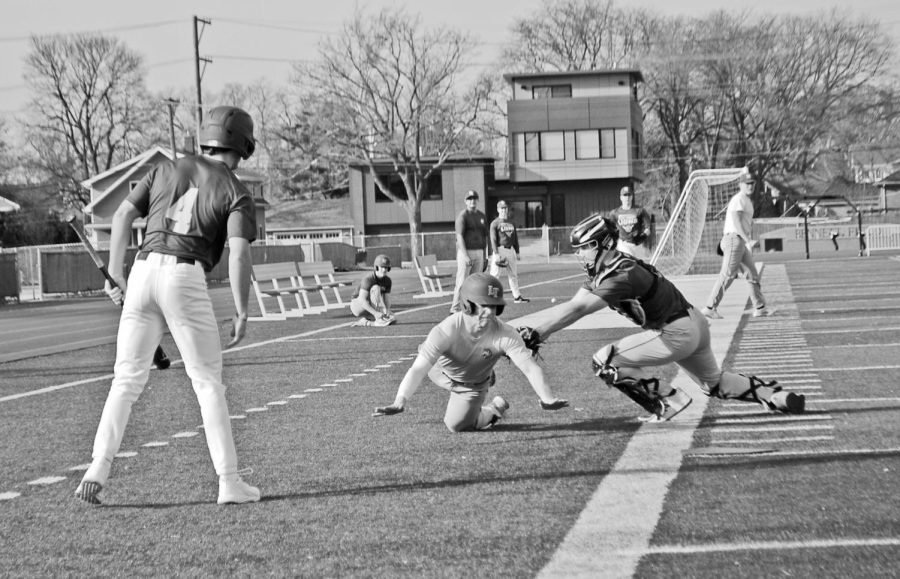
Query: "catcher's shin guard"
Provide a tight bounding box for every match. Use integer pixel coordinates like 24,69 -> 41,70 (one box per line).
591,347 -> 669,417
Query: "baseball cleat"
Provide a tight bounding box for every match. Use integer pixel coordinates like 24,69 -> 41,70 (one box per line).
486,396 -> 509,426
638,388 -> 692,423
701,306 -> 722,319
768,391 -> 805,414
752,306 -> 775,317
513,296 -> 531,304
74,481 -> 103,505
217,475 -> 261,505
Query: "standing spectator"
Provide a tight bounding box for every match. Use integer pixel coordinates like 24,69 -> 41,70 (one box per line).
702,168 -> 771,319
489,200 -> 529,303
350,254 -> 395,327
608,185 -> 652,260
75,106 -> 261,506
450,189 -> 488,313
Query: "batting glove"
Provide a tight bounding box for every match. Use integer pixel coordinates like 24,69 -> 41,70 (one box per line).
540,398 -> 569,411
372,403 -> 404,417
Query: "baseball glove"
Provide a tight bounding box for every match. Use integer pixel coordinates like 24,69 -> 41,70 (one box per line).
494,255 -> 508,268
517,326 -> 543,357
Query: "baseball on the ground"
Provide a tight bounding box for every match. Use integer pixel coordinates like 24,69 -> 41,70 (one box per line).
551,298 -> 557,303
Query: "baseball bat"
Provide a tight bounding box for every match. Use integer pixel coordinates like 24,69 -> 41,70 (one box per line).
66,215 -> 171,370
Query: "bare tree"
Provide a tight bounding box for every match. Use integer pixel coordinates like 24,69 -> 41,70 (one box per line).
294,7 -> 491,257
23,33 -> 158,207
502,0 -> 643,71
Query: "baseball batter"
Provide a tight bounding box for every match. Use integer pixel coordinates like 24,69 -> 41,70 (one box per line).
75,106 -> 261,506
521,214 -> 805,422
702,168 -> 769,319
350,254 -> 395,326
488,200 -> 529,303
373,273 -> 568,431
608,186 -> 652,260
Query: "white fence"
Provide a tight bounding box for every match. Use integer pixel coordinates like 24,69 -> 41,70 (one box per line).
865,224 -> 900,255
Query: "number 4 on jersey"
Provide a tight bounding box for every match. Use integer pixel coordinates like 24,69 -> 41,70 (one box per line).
165,188 -> 199,234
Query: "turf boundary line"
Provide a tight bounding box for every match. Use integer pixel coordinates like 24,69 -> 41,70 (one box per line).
623,537 -> 900,555
0,273 -> 584,404
536,269 -> 758,577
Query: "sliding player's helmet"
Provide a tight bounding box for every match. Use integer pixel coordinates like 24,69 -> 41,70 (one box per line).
460,273 -> 505,316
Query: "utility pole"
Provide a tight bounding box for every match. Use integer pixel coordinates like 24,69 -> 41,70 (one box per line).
165,99 -> 178,158
193,16 -> 212,144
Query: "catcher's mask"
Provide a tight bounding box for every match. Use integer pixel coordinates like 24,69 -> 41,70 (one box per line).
570,214 -> 618,277
460,273 -> 506,316
200,106 -> 256,159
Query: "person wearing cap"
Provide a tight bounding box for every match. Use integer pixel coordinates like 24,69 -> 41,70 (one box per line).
450,189 -> 489,313
702,167 -> 771,319
350,253 -> 395,327
489,200 -> 529,303
608,185 -> 652,260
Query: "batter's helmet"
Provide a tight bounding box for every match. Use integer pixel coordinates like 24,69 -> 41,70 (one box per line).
460,273 -> 505,316
570,214 -> 618,276
374,254 -> 392,270
200,106 -> 256,159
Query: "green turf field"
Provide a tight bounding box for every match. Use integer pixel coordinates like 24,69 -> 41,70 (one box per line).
1,257 -> 898,577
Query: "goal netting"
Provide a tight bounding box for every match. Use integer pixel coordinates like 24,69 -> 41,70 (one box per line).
650,168 -> 745,276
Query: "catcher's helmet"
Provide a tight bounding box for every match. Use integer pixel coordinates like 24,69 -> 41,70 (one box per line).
460,273 -> 505,316
374,254 -> 391,270
200,106 -> 256,159
570,214 -> 618,276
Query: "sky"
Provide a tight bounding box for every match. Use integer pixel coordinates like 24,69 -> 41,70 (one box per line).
1,0 -> 898,118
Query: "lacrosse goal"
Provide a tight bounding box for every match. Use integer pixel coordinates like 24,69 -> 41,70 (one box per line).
650,168 -> 746,276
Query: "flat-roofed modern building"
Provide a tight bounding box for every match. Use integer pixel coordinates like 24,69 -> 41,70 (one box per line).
349,69 -> 645,234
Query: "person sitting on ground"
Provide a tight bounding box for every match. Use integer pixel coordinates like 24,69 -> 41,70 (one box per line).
350,254 -> 395,327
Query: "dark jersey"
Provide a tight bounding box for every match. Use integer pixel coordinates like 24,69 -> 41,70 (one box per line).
490,217 -> 519,252
608,206 -> 651,244
455,209 -> 488,251
582,252 -> 691,330
128,156 -> 256,271
357,271 -> 392,296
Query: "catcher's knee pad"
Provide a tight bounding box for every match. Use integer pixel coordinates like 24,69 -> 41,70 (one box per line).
591,345 -> 618,382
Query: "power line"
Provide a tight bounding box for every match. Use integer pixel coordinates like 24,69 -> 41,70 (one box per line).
0,20 -> 181,43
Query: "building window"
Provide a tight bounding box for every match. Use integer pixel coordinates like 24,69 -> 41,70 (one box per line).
374,172 -> 442,202
524,132 -> 565,161
631,129 -> 642,160
532,85 -> 572,99
600,129 -> 616,158
575,130 -> 600,159
541,132 -> 565,161
574,130 -> 617,159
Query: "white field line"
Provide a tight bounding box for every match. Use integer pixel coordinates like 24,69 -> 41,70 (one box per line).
537,273 -> 749,578
818,365 -> 900,372
0,273 -> 587,405
713,415 -> 832,425
803,326 -> 900,335
713,424 -> 833,433
711,436 -> 835,444
621,537 -> 900,556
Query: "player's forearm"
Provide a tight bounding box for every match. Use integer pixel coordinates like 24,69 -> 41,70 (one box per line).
535,300 -> 590,339
108,201 -> 139,277
228,238 -> 252,318
520,360 -> 556,402
395,356 -> 430,404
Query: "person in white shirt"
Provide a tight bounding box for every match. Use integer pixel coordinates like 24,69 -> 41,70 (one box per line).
702,168 -> 771,319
